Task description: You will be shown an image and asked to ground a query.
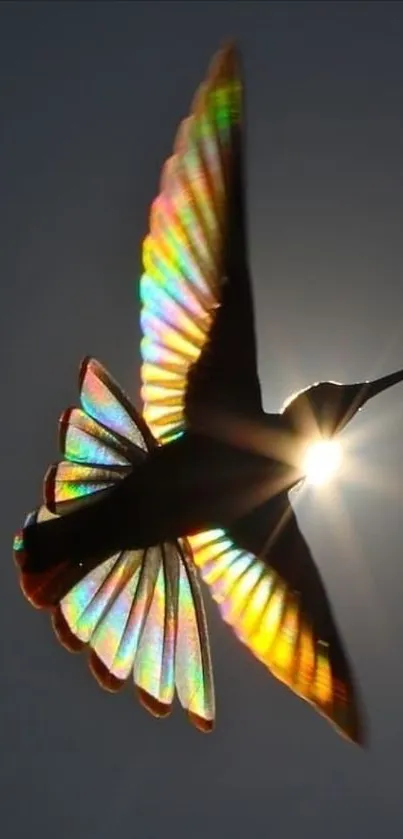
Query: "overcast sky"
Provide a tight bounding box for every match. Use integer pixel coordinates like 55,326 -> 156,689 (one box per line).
2,2 -> 403,837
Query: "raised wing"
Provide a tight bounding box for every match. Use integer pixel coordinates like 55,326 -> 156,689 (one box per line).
140,43 -> 262,445
189,496 -> 365,745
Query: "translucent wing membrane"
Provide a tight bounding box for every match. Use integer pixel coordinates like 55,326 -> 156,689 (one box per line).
189,525 -> 363,744
14,358 -> 214,732
140,43 -> 256,443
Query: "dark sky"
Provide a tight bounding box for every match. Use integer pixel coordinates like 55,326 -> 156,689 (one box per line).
2,1 -> 403,836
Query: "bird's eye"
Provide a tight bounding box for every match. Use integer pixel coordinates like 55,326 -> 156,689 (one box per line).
302,439 -> 342,486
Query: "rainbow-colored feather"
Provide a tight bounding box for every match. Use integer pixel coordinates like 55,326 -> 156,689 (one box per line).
14,358 -> 214,731
140,46 -> 241,443
187,529 -> 350,731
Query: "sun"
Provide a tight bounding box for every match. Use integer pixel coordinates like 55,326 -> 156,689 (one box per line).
302,438 -> 342,486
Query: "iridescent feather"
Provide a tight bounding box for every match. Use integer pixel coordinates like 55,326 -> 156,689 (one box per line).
140,45 -> 242,442
14,358 -> 214,731
189,529 -> 354,741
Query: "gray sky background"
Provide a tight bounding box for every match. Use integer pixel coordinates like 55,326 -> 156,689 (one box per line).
2,2 -> 403,836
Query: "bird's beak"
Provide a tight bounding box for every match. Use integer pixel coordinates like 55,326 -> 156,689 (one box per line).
357,368 -> 403,404
340,368 -> 403,429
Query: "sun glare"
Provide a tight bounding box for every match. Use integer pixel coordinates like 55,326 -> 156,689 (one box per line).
302,439 -> 342,487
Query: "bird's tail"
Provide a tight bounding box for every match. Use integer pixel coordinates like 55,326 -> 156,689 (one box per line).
13,357 -> 214,731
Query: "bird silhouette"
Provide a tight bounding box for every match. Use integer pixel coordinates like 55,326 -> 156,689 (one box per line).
14,43 -> 403,744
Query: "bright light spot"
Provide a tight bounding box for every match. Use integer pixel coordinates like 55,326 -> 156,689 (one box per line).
302,439 -> 342,486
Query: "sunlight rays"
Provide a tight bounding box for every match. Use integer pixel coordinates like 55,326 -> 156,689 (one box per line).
302,439 -> 342,486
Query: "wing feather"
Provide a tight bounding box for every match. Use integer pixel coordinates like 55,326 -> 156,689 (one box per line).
189,506 -> 365,745
57,540 -> 215,729
140,43 -> 261,444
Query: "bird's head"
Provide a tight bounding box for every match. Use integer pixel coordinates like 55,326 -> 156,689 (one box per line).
282,369 -> 403,441
280,369 -> 403,486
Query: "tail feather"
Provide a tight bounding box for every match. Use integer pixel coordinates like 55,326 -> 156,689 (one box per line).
52,607 -> 86,653
19,356 -> 150,572
13,357 -> 215,731
59,406 -> 136,469
44,461 -> 124,515
14,507 -> 85,607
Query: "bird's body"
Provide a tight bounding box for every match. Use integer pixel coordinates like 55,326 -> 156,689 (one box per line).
14,42 -> 403,744
25,413 -> 302,572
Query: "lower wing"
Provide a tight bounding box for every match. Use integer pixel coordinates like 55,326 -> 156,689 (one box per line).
189,495 -> 365,745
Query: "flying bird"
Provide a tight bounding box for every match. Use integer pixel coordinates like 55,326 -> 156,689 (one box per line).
14,43 -> 403,745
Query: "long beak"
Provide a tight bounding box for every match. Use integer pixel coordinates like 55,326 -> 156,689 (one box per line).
337,368 -> 403,432
358,368 -> 403,404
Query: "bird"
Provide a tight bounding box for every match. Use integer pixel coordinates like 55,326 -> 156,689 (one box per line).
14,42 -> 403,745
